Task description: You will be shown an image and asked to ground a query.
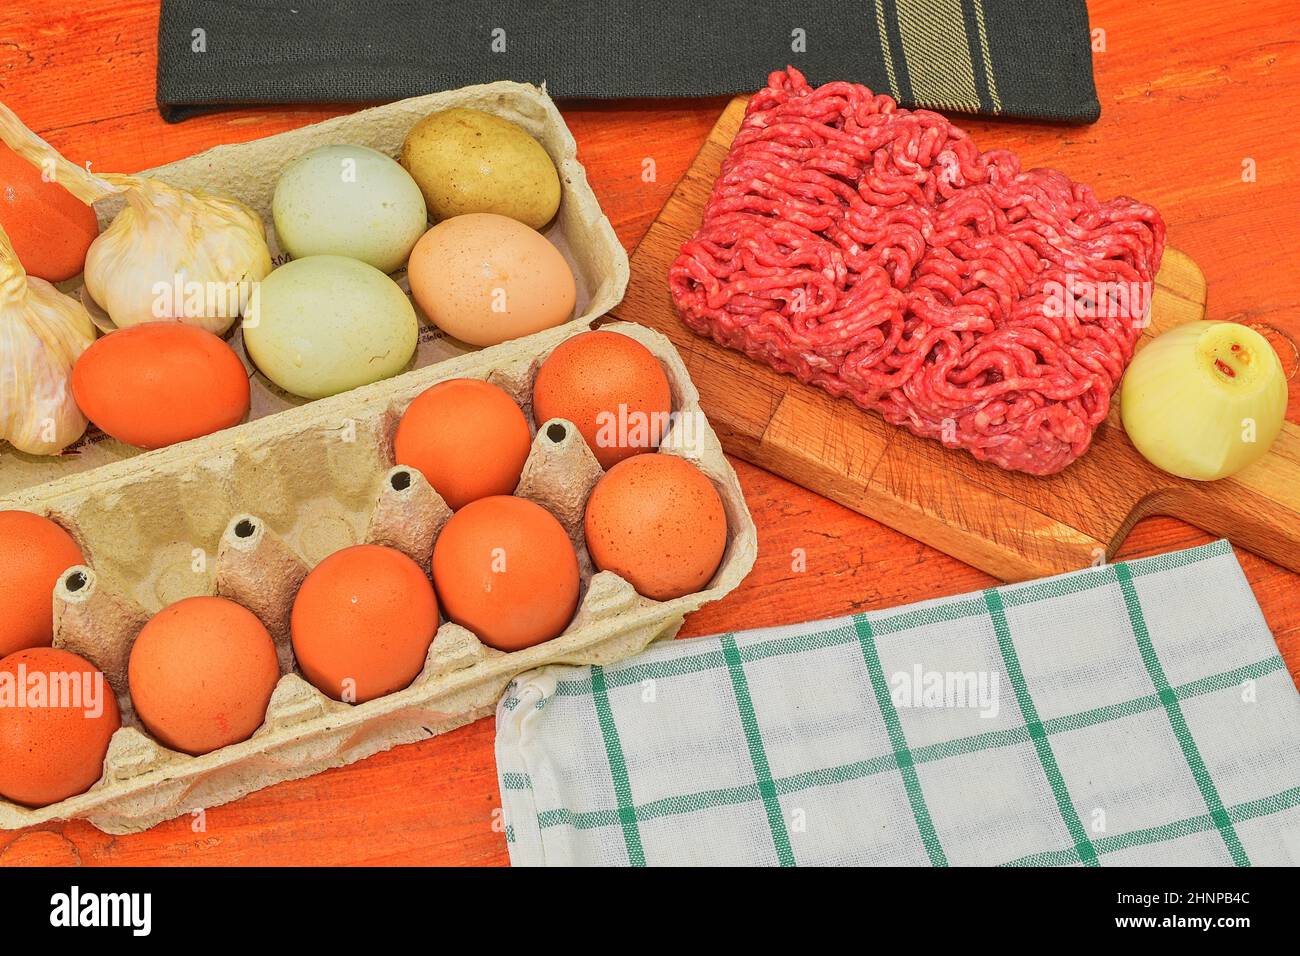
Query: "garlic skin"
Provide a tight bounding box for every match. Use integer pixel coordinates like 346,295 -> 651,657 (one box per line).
0,101 -> 272,337
83,177 -> 273,336
0,241 -> 96,455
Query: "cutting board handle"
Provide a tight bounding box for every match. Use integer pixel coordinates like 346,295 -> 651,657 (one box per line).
1154,421 -> 1300,574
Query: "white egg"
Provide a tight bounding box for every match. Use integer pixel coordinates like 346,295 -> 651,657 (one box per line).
243,255 -> 418,399
273,144 -> 427,274
406,213 -> 577,347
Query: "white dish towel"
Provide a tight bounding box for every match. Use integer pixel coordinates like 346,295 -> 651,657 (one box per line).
496,541 -> 1300,866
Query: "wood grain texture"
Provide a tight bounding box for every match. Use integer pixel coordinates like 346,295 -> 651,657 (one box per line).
612,97 -> 1300,581
0,0 -> 1297,867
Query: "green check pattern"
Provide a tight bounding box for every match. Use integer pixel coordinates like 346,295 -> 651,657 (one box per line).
495,541 -> 1300,866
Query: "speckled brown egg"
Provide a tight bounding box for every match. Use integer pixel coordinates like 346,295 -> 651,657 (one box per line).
393,378 -> 532,510
0,511 -> 85,657
584,454 -> 727,601
0,647 -> 120,807
291,544 -> 439,704
532,330 -> 673,470
432,496 -> 578,651
128,596 -> 280,756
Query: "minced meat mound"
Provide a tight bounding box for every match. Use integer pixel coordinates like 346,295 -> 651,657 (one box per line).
670,68 -> 1166,475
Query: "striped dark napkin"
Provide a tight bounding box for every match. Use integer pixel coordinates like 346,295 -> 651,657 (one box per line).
156,1 -> 1100,123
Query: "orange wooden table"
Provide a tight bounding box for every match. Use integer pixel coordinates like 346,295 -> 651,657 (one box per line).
1,0 -> 1296,867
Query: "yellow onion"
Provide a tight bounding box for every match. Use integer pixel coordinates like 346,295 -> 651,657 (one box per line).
1121,321 -> 1287,480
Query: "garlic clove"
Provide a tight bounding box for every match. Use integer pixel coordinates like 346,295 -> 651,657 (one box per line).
78,287 -> 119,335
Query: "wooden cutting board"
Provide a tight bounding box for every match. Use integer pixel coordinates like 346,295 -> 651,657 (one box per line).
610,97 -> 1300,582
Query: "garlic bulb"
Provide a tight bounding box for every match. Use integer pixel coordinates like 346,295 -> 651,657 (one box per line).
0,223 -> 96,455
82,177 -> 272,335
0,101 -> 271,336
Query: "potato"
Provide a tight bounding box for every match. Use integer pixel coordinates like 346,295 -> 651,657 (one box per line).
399,108 -> 561,230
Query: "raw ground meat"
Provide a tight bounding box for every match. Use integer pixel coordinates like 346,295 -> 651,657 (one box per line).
669,68 -> 1166,475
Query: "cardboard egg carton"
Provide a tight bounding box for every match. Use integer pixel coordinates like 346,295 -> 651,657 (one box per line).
0,321 -> 757,833
1,79 -> 629,495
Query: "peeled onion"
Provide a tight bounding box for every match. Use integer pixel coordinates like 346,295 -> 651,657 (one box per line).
1121,321 -> 1287,480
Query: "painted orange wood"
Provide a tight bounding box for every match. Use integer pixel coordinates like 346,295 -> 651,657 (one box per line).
0,0 -> 1297,867
612,98 -> 1300,582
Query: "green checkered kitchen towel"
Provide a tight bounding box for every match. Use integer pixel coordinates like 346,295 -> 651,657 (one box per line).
495,541 -> 1300,866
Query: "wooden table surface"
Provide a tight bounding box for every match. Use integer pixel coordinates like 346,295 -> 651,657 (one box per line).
1,0 -> 1296,867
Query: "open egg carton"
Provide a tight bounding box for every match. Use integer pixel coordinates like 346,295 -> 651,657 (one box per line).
0,320 -> 757,833
0,79 -> 628,496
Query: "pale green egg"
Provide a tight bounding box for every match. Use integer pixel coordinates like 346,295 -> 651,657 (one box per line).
243,255 -> 418,399
272,144 -> 427,273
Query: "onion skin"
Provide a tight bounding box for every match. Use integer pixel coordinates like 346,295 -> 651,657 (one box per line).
1121,321 -> 1287,481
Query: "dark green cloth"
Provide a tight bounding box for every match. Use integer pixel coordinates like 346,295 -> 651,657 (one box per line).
157,0 -> 1100,123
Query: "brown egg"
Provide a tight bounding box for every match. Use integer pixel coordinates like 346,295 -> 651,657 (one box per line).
0,511 -> 85,657
393,378 -> 532,510
291,545 -> 439,704
407,213 -> 577,347
0,647 -> 120,807
585,455 -> 727,601
128,596 -> 280,756
72,322 -> 251,450
0,142 -> 99,282
432,496 -> 578,651
532,331 -> 673,470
